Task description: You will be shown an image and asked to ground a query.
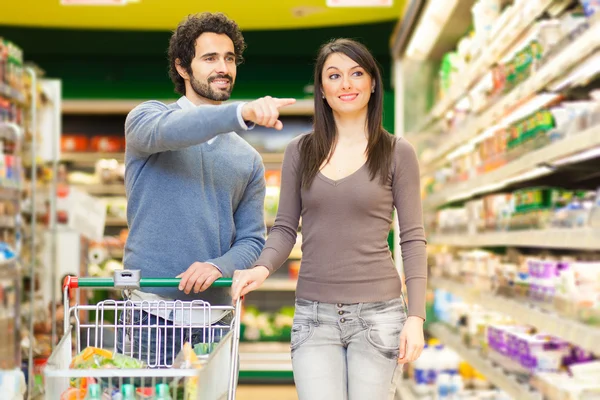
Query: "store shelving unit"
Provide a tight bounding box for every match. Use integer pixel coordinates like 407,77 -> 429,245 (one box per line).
430,278 -> 600,354
428,324 -> 542,400
61,98 -> 314,116
416,0 -> 557,135
423,124 -> 600,210
421,15 -> 600,172
239,342 -> 293,381
398,1 -> 600,398
429,228 -> 600,250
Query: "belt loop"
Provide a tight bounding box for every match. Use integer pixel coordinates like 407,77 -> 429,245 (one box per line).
312,301 -> 320,326
356,303 -> 367,328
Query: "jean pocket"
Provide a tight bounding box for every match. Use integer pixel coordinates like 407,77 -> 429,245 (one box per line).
290,323 -> 314,351
365,322 -> 403,360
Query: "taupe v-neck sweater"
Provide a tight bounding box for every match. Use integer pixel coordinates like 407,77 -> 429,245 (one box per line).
255,134 -> 428,319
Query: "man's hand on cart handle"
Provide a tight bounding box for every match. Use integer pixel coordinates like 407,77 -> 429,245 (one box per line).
177,262 -> 223,294
231,266 -> 270,302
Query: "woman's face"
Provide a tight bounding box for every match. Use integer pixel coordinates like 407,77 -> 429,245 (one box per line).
321,52 -> 373,117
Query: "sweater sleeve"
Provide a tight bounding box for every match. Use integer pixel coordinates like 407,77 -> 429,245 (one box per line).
125,100 -> 251,155
392,138 -> 428,320
254,137 -> 302,272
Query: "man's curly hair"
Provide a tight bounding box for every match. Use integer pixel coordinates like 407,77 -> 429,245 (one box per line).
168,12 -> 246,95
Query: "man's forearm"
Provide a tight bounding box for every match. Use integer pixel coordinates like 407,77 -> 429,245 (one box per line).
125,101 -> 250,154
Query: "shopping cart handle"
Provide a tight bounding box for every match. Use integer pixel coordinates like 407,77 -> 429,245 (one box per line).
63,276 -> 233,289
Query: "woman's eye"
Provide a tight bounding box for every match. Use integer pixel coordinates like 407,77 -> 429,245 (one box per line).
329,74 -> 340,80
353,71 -> 364,77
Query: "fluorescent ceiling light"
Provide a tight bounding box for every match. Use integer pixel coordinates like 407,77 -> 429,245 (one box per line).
405,0 -> 460,60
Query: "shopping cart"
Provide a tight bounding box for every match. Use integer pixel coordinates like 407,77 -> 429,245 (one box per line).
44,270 -> 242,400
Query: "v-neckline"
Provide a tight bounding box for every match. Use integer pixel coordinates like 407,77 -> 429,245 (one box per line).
318,162 -> 367,186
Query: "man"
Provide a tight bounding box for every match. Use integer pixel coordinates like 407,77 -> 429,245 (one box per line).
118,12 -> 295,366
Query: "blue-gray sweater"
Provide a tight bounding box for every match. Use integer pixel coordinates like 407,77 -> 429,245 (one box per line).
123,97 -> 266,305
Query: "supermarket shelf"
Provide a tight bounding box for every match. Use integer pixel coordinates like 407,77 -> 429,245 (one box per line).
261,153 -> 284,164
62,151 -> 283,167
423,124 -> 600,209
429,228 -> 600,251
422,16 -> 600,168
428,324 -> 542,400
257,279 -> 297,292
62,98 -> 314,116
105,217 -> 128,227
430,278 -> 600,355
0,187 -> 21,201
62,152 -> 124,166
72,184 -> 125,196
239,341 -> 293,380
0,83 -> 27,106
418,0 -> 555,133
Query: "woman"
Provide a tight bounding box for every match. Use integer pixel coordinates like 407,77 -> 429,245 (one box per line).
231,38 -> 427,399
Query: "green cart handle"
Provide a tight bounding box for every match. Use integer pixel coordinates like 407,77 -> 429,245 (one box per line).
63,276 -> 233,290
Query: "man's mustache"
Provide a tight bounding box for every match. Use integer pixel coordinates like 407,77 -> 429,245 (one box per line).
208,74 -> 233,83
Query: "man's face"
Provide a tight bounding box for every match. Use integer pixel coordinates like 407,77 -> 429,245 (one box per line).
187,32 -> 237,102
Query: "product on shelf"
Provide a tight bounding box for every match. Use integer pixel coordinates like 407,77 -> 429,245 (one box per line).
431,185 -> 600,235
430,289 -> 600,400
240,305 -> 294,342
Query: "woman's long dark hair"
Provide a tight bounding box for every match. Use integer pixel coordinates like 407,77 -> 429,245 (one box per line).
299,38 -> 394,188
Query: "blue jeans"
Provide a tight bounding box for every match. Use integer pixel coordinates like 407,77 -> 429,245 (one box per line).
291,297 -> 407,400
116,310 -> 230,368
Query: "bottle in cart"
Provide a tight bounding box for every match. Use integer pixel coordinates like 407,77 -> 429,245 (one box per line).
155,383 -> 173,400
121,384 -> 136,400
85,383 -> 102,399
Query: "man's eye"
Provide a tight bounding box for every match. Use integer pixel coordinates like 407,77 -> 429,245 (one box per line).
226,56 -> 236,62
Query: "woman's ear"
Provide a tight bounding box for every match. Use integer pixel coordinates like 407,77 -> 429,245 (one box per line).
175,59 -> 189,80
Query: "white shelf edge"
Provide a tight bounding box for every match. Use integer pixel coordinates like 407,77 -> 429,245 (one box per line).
62,152 -> 283,166
422,17 -> 600,167
429,228 -> 600,251
62,98 -> 314,116
423,124 -> 600,210
415,0 -> 554,133
256,279 -> 297,292
62,152 -> 124,165
105,217 -> 128,227
71,184 -> 126,196
428,323 -> 542,400
430,278 -> 600,355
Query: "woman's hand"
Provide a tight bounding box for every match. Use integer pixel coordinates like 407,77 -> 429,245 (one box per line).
398,316 -> 425,364
231,266 -> 270,302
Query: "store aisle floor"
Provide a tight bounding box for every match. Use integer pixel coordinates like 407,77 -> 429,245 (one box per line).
236,385 -> 298,400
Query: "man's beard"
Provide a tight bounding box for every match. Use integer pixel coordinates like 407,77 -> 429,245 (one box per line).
190,73 -> 234,102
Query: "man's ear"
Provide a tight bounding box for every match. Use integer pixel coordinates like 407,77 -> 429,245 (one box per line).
175,59 -> 189,80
